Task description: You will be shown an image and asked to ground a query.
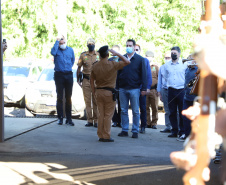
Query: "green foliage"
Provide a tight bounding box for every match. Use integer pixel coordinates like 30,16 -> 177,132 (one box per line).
2,0 -> 201,64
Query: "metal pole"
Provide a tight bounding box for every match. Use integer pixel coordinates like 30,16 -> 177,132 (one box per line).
0,0 -> 5,142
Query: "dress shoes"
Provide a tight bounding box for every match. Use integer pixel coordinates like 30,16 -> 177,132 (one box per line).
147,125 -> 152,128
112,122 -> 117,127
85,122 -> 93,127
102,138 -> 114,142
132,133 -> 138,138
99,138 -> 104,141
176,134 -> 186,142
139,127 -> 145,134
118,131 -> 128,137
57,119 -> 63,125
94,123 -> 98,128
117,123 -> 121,128
65,120 -> 74,126
160,128 -> 171,133
152,125 -> 157,129
168,133 -> 177,138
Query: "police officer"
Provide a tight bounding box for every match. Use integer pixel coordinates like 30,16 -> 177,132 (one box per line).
145,50 -> 159,129
51,35 -> 75,126
90,45 -> 130,142
77,38 -> 99,127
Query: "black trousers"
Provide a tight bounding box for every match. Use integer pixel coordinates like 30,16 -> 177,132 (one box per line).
139,94 -> 146,128
168,87 -> 185,135
54,71 -> 73,120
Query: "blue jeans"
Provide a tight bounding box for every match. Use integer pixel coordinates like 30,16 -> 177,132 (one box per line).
119,88 -> 140,133
183,99 -> 194,137
139,94 -> 147,128
168,87 -> 185,136
160,88 -> 171,130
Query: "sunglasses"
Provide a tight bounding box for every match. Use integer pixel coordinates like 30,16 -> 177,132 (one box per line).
135,49 -> 139,51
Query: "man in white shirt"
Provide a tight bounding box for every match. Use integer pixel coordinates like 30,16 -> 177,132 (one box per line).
164,46 -> 187,140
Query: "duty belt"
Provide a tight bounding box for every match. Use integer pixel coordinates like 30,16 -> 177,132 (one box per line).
96,87 -> 118,101
83,74 -> 90,80
96,87 -> 115,92
150,84 -> 157,90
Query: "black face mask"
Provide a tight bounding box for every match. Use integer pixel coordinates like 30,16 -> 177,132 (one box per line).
88,45 -> 95,51
171,53 -> 177,61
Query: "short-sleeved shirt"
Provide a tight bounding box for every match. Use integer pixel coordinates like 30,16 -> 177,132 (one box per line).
77,51 -> 100,75
151,64 -> 159,87
91,59 -> 125,89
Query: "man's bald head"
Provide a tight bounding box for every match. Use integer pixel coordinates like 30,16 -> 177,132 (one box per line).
164,51 -> 171,62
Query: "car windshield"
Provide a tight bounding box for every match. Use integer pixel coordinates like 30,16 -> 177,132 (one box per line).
3,66 -> 30,78
38,68 -> 77,82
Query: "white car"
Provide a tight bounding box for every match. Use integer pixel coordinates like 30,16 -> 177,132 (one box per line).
25,65 -> 86,118
3,62 -> 42,107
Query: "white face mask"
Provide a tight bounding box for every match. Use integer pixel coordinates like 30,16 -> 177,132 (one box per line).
165,59 -> 171,63
60,44 -> 67,50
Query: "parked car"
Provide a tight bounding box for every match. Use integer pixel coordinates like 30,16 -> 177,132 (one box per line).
3,62 -> 42,107
25,65 -> 86,118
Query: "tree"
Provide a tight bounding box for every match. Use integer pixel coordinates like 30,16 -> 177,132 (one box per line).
2,0 -> 201,64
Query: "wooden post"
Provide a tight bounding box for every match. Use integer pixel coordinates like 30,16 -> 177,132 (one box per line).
0,0 -> 5,142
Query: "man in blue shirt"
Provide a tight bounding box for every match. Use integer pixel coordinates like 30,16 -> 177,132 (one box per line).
51,35 -> 75,126
164,46 -> 187,139
117,39 -> 147,138
134,44 -> 152,134
157,51 -> 172,133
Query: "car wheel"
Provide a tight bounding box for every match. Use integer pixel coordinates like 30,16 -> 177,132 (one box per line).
25,108 -> 36,117
19,96 -> 26,108
80,109 -> 87,120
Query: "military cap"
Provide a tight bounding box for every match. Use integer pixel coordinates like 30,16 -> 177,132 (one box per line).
145,51 -> 154,57
98,45 -> 109,58
87,38 -> 95,45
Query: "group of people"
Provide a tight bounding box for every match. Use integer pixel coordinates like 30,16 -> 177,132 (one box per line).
50,36 -> 198,143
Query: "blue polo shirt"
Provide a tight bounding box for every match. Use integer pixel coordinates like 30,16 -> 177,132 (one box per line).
117,53 -> 147,91
51,41 -> 75,72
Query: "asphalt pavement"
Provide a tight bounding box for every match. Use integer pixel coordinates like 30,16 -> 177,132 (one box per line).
0,111 -> 222,185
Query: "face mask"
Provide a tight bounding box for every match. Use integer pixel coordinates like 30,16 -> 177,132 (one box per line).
165,59 -> 171,63
88,45 -> 95,51
171,53 -> 177,61
126,47 -> 133,54
135,51 -> 140,55
60,44 -> 66,50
